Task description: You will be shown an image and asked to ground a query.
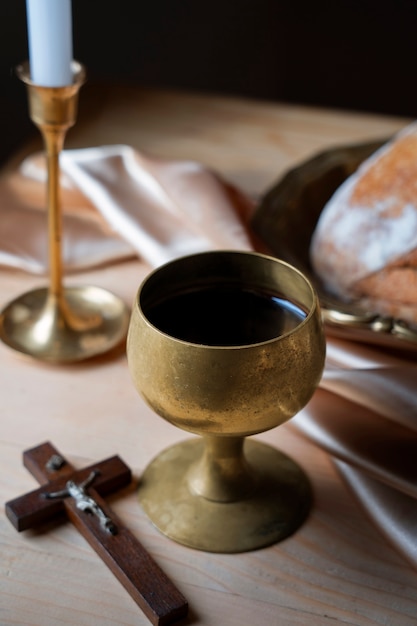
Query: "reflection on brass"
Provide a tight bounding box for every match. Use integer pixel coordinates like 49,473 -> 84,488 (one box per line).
252,140 -> 417,351
322,303 -> 417,344
127,251 -> 326,553
0,62 -> 129,363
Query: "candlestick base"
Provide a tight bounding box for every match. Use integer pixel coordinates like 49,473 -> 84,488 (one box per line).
0,286 -> 129,363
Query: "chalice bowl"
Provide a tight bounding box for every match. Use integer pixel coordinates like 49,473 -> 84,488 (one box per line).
127,251 -> 325,552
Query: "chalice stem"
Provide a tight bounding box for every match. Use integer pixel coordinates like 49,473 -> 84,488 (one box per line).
189,436 -> 256,502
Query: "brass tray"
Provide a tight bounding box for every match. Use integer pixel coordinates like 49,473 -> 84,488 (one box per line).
252,140 -> 417,352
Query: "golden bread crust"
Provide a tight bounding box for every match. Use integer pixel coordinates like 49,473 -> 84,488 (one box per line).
310,123 -> 417,323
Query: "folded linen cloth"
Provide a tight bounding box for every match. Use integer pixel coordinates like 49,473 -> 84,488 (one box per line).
335,460 -> 417,566
1,144 -> 416,569
0,158 -> 134,274
293,338 -> 417,569
0,144 -> 254,273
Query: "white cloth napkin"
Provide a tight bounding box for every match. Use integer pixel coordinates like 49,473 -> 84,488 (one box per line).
0,145 -> 253,274
1,144 -> 416,569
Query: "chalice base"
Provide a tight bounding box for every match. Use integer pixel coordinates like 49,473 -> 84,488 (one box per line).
139,438 -> 311,553
0,286 -> 129,363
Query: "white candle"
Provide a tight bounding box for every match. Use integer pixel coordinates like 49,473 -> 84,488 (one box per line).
26,0 -> 73,86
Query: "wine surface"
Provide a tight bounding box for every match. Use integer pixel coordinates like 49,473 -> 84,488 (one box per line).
144,285 -> 307,346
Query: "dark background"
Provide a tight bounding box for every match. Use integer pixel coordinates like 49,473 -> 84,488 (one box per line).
1,1 -> 417,164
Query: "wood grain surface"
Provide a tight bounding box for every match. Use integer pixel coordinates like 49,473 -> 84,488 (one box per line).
2,87 -> 416,626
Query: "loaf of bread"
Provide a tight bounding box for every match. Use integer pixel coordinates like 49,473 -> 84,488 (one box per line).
310,122 -> 417,325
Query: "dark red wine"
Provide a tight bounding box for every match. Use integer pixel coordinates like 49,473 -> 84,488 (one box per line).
144,285 -> 307,346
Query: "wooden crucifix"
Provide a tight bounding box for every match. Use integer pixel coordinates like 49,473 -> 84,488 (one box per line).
5,441 -> 188,626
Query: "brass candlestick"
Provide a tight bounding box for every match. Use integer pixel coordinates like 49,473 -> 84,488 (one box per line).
0,62 -> 129,363
127,251 -> 326,553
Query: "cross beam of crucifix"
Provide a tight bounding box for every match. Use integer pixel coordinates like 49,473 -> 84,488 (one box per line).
5,441 -> 188,626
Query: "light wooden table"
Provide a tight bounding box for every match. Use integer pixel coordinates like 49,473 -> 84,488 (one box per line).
2,86 -> 417,625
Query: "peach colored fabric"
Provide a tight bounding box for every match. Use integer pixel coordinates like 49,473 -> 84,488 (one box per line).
0,145 -> 253,274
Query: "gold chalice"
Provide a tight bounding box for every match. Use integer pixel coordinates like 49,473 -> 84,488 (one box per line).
127,251 -> 325,552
